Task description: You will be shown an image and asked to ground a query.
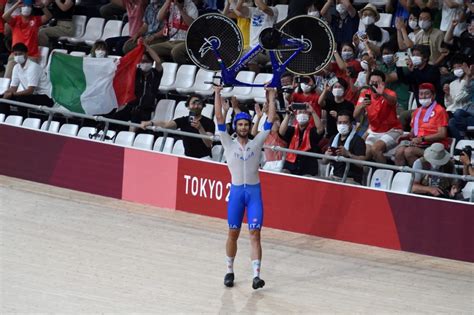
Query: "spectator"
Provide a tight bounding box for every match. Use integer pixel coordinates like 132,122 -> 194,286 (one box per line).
444,15 -> 474,62
0,0 -> 7,64
90,40 -> 109,58
100,0 -> 126,20
448,64 -> 474,141
460,146 -> 474,176
332,42 -> 361,84
395,9 -> 421,51
2,0 -> 52,78
328,0 -> 359,47
223,0 -> 250,50
140,94 -> 215,159
363,23 -> 390,57
279,102 -> 324,176
0,43 -> 53,117
354,52 -> 374,87
386,0 -> 410,27
412,143 -> 460,198
354,70 -> 402,163
114,44 -> 163,132
394,83 -> 449,166
413,8 -> 444,65
291,75 -> 322,118
318,78 -> 354,138
234,0 -> 278,73
445,55 -> 471,115
106,0 -> 147,56
440,0 -> 464,32
277,71 -> 295,111
322,110 -> 366,184
38,0 -> 75,48
377,42 -> 410,111
122,0 -> 166,55
286,0 -> 313,21
150,0 -> 198,64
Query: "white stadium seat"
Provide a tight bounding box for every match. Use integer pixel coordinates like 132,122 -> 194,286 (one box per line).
39,46 -> 50,68
22,118 -> 41,129
211,145 -> 224,162
235,72 -> 273,103
159,62 -> 179,93
172,140 -> 185,156
133,133 -> 154,150
40,120 -> 60,133
173,101 -> 189,119
462,182 -> 474,202
169,64 -> 197,93
370,169 -> 394,190
0,113 -> 5,122
221,71 -> 256,98
77,127 -> 97,139
4,115 -> 23,126
68,17 -> 105,45
59,15 -> 87,41
121,22 -> 130,37
114,131 -> 135,146
58,123 -> 79,136
152,99 -> 176,121
177,68 -> 215,95
153,137 -> 175,153
0,78 -> 10,94
89,19 -> 123,45
390,172 -> 413,193
202,104 -> 214,119
375,13 -> 393,28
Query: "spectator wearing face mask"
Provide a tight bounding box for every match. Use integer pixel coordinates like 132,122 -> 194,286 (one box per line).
376,42 -> 409,111
394,83 -> 449,167
354,70 -> 402,164
2,0 -> 52,78
444,15 -> 474,63
363,23 -> 390,57
322,110 -> 366,184
413,8 -> 444,65
0,0 -> 7,64
354,52 -> 373,88
279,102 -> 324,176
113,43 -> 163,132
440,0 -> 464,32
448,66 -> 474,142
331,42 -> 361,84
291,75 -> 322,118
90,40 -> 109,58
319,77 -> 354,138
328,0 -> 359,47
444,55 -> 471,115
395,9 -> 422,51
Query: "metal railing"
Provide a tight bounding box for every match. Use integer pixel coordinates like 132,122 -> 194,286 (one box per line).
2,99 -> 473,185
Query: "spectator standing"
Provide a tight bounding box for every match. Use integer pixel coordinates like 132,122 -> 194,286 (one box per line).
328,0 -> 359,47
413,8 -> 444,65
440,0 -> 464,32
38,0 -> 75,48
395,10 -> 422,51
223,0 -> 250,50
291,75 -> 322,118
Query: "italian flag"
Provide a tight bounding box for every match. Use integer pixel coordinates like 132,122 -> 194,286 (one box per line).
50,44 -> 144,115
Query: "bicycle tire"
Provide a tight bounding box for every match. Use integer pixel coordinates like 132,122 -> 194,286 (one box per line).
186,13 -> 243,71
276,15 -> 335,75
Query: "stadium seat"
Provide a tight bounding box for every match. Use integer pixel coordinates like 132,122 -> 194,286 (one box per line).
172,140 -> 185,156
114,131 -> 135,146
178,68 -> 215,95
221,71 -> 256,98
462,182 -> 474,202
68,17 -> 105,45
375,13 -> 393,28
454,140 -> 474,159
152,99 -> 176,121
0,113 -> 5,123
211,145 -> 223,162
21,118 -> 41,129
69,51 -> 86,57
4,115 -> 23,126
58,15 -> 87,42
390,172 -> 413,193
153,137 -> 175,153
370,169 -> 394,190
40,120 -> 60,133
166,64 -> 197,93
95,130 -> 116,143
58,123 -> 79,136
0,78 -> 10,95
202,104 -> 214,119
275,4 -> 288,23
158,62 -> 179,93
133,133 -> 154,150
89,20 -> 123,45
121,22 -> 130,37
39,46 -> 50,68
262,159 -> 285,172
77,126 -> 97,139
248,73 -> 274,103
173,101 -> 189,119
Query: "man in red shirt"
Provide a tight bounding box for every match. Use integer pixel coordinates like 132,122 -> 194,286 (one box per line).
394,83 -> 449,166
354,70 -> 402,163
2,0 -> 52,78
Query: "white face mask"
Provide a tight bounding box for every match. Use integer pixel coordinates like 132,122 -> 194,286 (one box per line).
296,113 -> 309,125
95,50 -> 106,58
337,123 -> 350,135
362,16 -> 375,26
453,23 -> 467,37
300,83 -> 312,93
419,20 -> 431,31
341,51 -> 353,61
360,60 -> 369,70
139,63 -> 153,72
21,6 -> 32,16
411,56 -> 422,66
453,68 -> 464,78
14,55 -> 26,64
419,98 -> 432,107
332,88 -> 344,97
308,10 -> 320,18
336,4 -> 346,15
408,20 -> 419,30
382,54 -> 394,64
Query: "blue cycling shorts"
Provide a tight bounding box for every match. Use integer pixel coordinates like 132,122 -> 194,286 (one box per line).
227,184 -> 263,230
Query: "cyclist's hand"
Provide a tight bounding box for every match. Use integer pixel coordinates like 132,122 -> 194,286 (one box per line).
213,85 -> 223,93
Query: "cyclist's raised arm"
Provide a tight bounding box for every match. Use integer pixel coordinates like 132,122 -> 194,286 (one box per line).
265,87 -> 276,124
214,85 -> 225,125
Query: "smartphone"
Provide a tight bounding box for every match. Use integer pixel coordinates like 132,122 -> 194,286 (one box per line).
188,111 -> 196,123
330,146 -> 338,156
364,93 -> 371,101
328,76 -> 339,87
295,77 -> 309,84
395,52 -> 409,67
357,31 -> 367,40
292,103 -> 307,110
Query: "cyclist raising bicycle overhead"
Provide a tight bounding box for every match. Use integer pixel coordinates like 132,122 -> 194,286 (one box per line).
214,84 -> 276,290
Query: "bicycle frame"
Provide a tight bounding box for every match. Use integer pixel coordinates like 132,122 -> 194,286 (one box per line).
208,36 -> 306,88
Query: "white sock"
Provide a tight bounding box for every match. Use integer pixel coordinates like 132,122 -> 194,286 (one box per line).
226,256 -> 234,274
252,259 -> 261,278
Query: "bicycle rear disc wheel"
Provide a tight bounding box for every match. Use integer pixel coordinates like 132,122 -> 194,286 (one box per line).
276,16 -> 335,75
186,13 -> 243,71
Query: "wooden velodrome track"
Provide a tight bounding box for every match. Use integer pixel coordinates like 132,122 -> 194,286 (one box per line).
1,175 -> 472,313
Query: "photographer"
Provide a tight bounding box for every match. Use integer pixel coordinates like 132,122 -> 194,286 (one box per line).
140,94 -> 215,158
322,111 -> 366,184
279,102 -> 324,176
291,75 -> 322,118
